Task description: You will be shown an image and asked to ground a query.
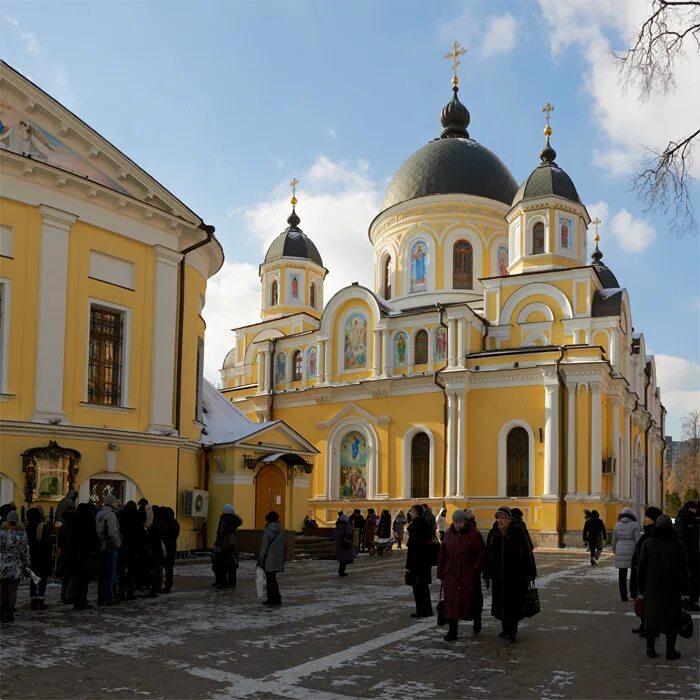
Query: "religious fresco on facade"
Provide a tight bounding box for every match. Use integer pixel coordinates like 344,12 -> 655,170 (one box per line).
0,102 -> 125,192
410,240 -> 428,292
497,245 -> 509,276
275,352 -> 287,384
286,271 -> 301,303
559,217 -> 573,250
435,327 -> 447,362
339,430 -> 367,499
307,346 -> 317,378
343,312 -> 367,370
394,331 -> 408,367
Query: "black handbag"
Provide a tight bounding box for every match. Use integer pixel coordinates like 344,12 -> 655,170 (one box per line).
428,541 -> 441,567
436,584 -> 447,626
680,599 -> 694,639
524,581 -> 540,618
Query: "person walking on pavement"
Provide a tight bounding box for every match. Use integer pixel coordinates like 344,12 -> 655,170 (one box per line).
436,508 -> 447,542
213,504 -> 243,589
674,501 -> 699,611
0,511 -> 30,623
96,494 -> 121,606
259,511 -> 286,606
483,506 -> 537,643
583,509 -> 607,566
630,506 -> 663,637
334,514 -> 354,577
612,507 -> 640,601
160,507 -> 180,593
364,508 -> 377,550
350,509 -> 366,553
393,510 -> 407,549
25,506 -> 52,611
405,504 -> 434,618
637,514 -> 690,660
437,509 -> 486,640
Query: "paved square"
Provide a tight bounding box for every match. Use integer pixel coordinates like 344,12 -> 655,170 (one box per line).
2,550 -> 698,699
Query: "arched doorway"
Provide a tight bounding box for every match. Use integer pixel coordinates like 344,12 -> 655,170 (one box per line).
255,464 -> 286,529
506,427 -> 529,497
411,432 -> 430,498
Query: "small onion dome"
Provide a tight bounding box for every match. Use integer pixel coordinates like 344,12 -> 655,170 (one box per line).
264,207 -> 323,267
440,85 -> 470,139
590,237 -> 619,288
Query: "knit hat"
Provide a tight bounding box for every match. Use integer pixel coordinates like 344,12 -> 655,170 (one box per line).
645,506 -> 662,522
6,510 -> 18,524
655,514 -> 673,529
619,507 -> 636,521
452,509 -> 468,523
511,507 -> 524,520
495,506 -> 513,520
223,504 -> 234,514
265,511 -> 279,523
104,494 -> 118,509
464,508 -> 476,521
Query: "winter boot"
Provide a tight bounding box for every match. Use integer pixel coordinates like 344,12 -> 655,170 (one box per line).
35,598 -> 47,611
473,617 -> 482,635
646,638 -> 658,658
30,598 -> 37,611
443,621 -> 458,642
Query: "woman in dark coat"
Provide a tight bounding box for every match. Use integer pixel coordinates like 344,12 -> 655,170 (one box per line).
117,501 -> 144,600
437,509 -> 486,640
334,514 -> 354,577
364,508 -> 377,548
638,514 -> 690,660
213,504 -> 243,589
26,507 -> 53,610
69,503 -> 100,610
483,506 -> 537,643
630,506 -> 662,636
377,510 -> 391,539
160,507 -> 180,593
405,504 -> 434,618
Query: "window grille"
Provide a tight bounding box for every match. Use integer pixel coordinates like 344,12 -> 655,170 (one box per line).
88,306 -> 123,406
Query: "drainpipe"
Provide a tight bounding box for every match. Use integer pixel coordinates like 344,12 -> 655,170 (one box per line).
433,304 -> 449,505
554,346 -> 567,547
175,222 -> 215,434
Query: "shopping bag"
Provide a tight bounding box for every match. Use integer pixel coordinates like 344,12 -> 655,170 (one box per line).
680,599 -> 694,639
524,581 -> 540,618
255,566 -> 266,599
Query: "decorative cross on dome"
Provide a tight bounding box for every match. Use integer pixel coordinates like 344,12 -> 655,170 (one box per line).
542,102 -> 555,128
289,177 -> 299,206
445,41 -> 467,86
591,216 -> 602,244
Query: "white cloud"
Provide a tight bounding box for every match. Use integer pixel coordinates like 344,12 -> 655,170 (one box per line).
326,125 -> 338,140
5,15 -> 19,27
538,0 -> 700,178
609,208 -> 656,252
202,156 -> 381,383
481,14 -> 516,57
655,354 -> 700,437
587,200 -> 610,228
21,31 -> 40,55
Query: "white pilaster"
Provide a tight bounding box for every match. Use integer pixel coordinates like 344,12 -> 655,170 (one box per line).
566,383 -> 577,496
612,397 -> 621,498
623,406 -> 632,499
446,391 -> 457,497
372,330 -> 381,378
381,329 -> 390,377
610,325 -> 620,373
456,390 -> 466,497
257,350 -> 265,391
590,383 -> 602,496
316,339 -> 325,385
324,338 -> 332,384
427,330 -> 435,371
448,319 -> 458,368
32,206 -> 77,423
543,379 -> 560,497
457,319 -> 465,369
149,245 -> 182,433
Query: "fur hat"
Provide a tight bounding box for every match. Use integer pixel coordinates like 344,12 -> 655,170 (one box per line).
495,506 -> 513,520
645,506 -> 662,521
5,510 -> 18,524
265,511 -> 279,523
655,514 -> 673,529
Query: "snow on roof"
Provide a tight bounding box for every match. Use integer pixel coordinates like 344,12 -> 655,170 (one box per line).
200,379 -> 278,446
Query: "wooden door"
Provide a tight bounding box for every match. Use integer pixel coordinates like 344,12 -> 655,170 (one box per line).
255,464 -> 286,528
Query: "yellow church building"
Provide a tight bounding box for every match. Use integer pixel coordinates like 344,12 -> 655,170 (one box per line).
220,66 -> 666,545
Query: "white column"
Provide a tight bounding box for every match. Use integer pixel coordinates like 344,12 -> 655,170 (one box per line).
464,320 -> 471,356
612,398 -> 621,498
427,330 -> 435,372
543,381 -> 560,497
32,206 -> 77,422
566,383 -> 577,496
623,406 -> 631,499
610,326 -> 620,373
316,339 -> 325,385
407,332 -> 414,376
590,383 -> 602,496
324,338 -> 332,384
448,319 -> 458,368
456,390 -> 466,498
381,329 -> 390,376
372,330 -> 381,378
149,245 -> 182,433
446,391 -> 457,497
257,351 -> 265,391
457,319 -> 466,369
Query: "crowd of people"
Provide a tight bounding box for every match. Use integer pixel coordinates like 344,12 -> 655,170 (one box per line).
0,493 -> 179,622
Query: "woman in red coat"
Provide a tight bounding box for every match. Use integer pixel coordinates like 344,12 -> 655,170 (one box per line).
437,509 -> 486,641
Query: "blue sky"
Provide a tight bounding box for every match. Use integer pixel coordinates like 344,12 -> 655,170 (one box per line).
2,0 -> 698,436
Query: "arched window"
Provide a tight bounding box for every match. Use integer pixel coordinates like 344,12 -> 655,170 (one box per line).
411,432 -> 430,498
453,240 -> 473,289
414,329 -> 429,364
310,283 -> 316,308
532,222 -> 545,255
506,427 -> 529,497
270,279 -> 278,306
383,256 -> 392,299
292,350 -> 303,381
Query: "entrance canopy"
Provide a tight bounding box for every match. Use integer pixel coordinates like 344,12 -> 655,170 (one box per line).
257,453 -> 312,468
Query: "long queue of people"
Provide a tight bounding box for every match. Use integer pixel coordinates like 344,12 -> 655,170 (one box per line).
0,493 -> 180,622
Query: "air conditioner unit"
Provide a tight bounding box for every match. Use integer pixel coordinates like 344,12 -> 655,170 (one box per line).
602,457 -> 617,474
182,489 -> 209,518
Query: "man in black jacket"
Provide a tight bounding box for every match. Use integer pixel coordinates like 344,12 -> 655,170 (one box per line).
630,506 -> 662,636
674,501 -> 699,610
582,510 -> 606,565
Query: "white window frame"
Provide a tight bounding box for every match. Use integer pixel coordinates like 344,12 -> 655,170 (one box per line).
498,420 -> 536,498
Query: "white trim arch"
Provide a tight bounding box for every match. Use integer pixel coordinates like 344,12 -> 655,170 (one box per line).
326,418 -> 379,500
442,226 -> 484,292
78,471 -> 141,505
375,241 -> 399,298
410,326 -> 430,366
526,213 -> 550,255
336,304 -> 374,375
500,283 -> 573,326
517,302 -> 555,324
402,425 -> 436,499
402,229 -> 437,295
244,328 -> 284,365
320,285 -> 382,337
523,331 -> 549,347
498,420 -> 536,498
265,273 -> 280,309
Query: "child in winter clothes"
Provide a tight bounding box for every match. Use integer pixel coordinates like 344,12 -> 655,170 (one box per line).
0,511 -> 30,622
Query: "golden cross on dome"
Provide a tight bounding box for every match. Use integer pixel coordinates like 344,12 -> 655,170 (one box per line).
445,41 -> 467,86
591,216 -> 602,244
542,102 -> 555,126
289,177 -> 299,206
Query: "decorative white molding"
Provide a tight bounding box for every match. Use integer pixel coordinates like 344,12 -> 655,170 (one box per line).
315,401 -> 391,429
498,419 -> 536,498
402,425 -> 436,500
210,471 -> 254,486
325,417 -> 379,500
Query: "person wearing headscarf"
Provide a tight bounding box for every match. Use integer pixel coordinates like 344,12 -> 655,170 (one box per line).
483,506 -> 537,643
55,490 -> 78,524
258,511 -> 286,606
377,509 -> 391,539
405,504 -> 434,618
630,506 -> 662,637
437,509 -> 486,640
638,514 -> 690,660
0,511 -> 30,622
612,507 -> 641,601
25,506 -> 52,610
334,514 -> 355,577
364,508 -> 377,549
436,508 -> 447,542
392,510 -> 407,549
213,504 -> 243,589
582,509 -> 607,566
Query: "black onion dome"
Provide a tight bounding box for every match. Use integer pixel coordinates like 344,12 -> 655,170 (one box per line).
379,86 -> 518,212
264,208 -> 324,267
